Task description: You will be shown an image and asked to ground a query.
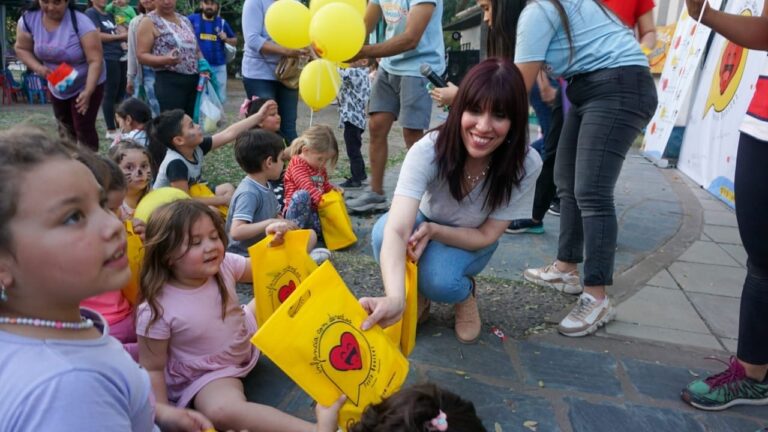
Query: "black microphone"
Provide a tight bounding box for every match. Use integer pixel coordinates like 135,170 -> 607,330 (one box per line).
420,64 -> 447,88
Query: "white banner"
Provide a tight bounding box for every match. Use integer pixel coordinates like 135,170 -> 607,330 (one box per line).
642,0 -> 722,162
678,0 -> 767,208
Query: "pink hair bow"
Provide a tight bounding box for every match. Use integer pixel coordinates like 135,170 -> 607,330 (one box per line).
239,96 -> 259,119
427,410 -> 448,431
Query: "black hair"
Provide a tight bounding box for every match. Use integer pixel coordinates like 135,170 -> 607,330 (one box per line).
116,97 -> 152,126
485,0 -> 526,60
145,109 -> 185,178
246,97 -> 276,119
349,383 -> 486,432
234,130 -> 285,174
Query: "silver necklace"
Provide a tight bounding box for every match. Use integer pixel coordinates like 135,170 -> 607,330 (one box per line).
465,165 -> 488,185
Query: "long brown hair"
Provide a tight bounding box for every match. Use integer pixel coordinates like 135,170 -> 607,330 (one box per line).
139,200 -> 230,330
433,58 -> 529,212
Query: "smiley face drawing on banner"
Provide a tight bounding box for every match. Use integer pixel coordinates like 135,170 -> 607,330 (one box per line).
703,9 -> 752,116
313,319 -> 374,405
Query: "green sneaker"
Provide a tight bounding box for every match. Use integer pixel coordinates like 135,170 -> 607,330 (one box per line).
681,357 -> 768,411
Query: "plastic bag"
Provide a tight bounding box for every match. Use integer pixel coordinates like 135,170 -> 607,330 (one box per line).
318,190 -> 357,250
199,80 -> 223,133
383,259 -> 418,356
251,262 -> 409,430
247,229 -> 318,326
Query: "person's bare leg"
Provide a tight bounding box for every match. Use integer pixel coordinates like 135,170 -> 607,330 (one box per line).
194,377 -> 314,432
402,127 -> 424,149
368,112 -> 395,195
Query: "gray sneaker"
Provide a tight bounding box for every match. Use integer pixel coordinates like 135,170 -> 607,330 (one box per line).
346,190 -> 388,212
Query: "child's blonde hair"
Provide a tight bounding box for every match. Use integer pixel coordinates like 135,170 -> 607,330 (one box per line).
139,200 -> 230,330
287,124 -> 339,170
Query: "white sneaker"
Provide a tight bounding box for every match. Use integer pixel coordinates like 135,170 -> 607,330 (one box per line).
309,247 -> 332,264
558,293 -> 616,337
523,262 -> 582,294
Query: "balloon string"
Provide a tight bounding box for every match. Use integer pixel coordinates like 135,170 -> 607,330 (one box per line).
310,109 -> 314,127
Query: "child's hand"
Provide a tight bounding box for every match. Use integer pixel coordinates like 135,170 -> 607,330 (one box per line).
266,220 -> 293,246
131,218 -> 147,241
314,395 -> 346,432
154,403 -> 213,432
333,185 -> 344,195
253,99 -> 278,124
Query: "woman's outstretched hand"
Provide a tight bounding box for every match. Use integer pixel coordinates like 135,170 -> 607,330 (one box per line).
359,295 -> 405,331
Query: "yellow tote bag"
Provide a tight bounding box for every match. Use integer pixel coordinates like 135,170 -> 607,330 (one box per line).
318,190 -> 357,250
383,259 -> 418,357
188,183 -> 228,219
251,262 -> 409,430
248,229 -> 318,327
121,220 -> 144,305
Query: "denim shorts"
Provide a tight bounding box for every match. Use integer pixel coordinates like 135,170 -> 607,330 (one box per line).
369,69 -> 433,130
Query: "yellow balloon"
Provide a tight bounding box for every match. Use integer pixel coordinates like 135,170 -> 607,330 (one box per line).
299,59 -> 341,111
134,187 -> 190,223
310,3 -> 366,63
309,0 -> 365,17
265,0 -> 311,49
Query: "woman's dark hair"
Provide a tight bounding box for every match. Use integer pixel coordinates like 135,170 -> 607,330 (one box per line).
433,58 -> 529,212
234,130 -> 285,174
485,0 -> 526,60
74,149 -> 126,193
145,109 -> 185,178
117,97 -> 152,126
349,383 -> 486,432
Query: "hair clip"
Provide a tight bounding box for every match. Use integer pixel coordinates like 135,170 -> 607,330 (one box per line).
427,410 -> 448,431
239,95 -> 259,119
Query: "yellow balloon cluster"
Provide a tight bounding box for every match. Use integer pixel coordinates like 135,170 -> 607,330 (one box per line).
264,0 -> 366,111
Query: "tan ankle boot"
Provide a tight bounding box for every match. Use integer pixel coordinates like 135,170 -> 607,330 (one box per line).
417,294 -> 431,324
454,279 -> 481,344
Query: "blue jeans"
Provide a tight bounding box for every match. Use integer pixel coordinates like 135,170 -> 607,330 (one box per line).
555,66 -> 658,286
285,190 -> 322,239
529,80 -> 555,155
242,78 -> 298,142
211,64 -> 228,103
371,212 -> 498,304
134,66 -> 160,117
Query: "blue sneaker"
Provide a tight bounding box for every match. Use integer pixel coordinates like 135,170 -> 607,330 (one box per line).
505,219 -> 544,234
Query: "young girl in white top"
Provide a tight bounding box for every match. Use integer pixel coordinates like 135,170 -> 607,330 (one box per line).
0,126 -> 211,431
136,199 -> 325,431
113,97 -> 152,147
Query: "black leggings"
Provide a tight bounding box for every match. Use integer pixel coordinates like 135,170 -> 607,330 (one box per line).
103,59 -> 127,130
532,87 -> 563,221
735,133 -> 768,365
154,70 -> 198,117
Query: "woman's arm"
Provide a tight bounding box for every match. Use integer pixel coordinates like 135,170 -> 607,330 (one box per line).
14,22 -> 51,77
138,336 -> 171,405
76,30 -> 105,115
136,18 -> 180,68
210,99 -> 277,149
515,61 -> 543,93
99,32 -> 127,43
409,217 -> 509,256
359,194 -> 420,330
126,16 -> 141,93
636,10 -> 657,51
687,0 -> 768,50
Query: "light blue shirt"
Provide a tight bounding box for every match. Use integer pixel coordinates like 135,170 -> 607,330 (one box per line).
241,0 -> 279,80
0,309 -> 158,432
372,0 -> 445,77
515,0 -> 648,78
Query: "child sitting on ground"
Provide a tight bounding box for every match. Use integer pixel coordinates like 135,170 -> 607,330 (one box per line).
109,140 -> 152,222
113,97 -> 152,147
136,199 -> 327,431
147,100 -> 277,211
226,129 -> 331,262
74,150 -> 139,360
337,58 -> 371,189
315,383 -> 486,432
283,124 -> 340,239
0,126 -> 211,430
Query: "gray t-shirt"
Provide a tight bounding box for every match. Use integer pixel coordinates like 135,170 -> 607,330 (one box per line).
226,176 -> 280,256
394,132 -> 542,227
0,308 -> 158,432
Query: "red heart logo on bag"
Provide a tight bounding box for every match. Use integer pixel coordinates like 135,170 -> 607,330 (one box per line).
329,332 -> 362,371
277,280 -> 296,303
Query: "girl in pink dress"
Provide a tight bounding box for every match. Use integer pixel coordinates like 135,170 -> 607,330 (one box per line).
136,199 -> 318,431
